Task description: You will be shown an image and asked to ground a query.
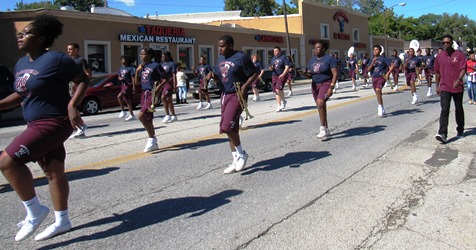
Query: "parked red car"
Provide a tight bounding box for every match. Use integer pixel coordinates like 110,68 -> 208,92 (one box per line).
80,74 -> 142,115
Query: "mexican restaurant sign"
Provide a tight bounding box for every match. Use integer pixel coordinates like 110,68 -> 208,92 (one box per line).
119,25 -> 196,44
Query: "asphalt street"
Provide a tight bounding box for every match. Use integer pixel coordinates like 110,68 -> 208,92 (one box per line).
0,77 -> 475,249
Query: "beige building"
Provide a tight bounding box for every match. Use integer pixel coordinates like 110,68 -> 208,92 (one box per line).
0,9 -> 302,75
0,0 -> 404,75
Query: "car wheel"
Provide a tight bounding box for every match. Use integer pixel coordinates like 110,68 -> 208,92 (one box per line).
264,79 -> 273,92
81,98 -> 100,115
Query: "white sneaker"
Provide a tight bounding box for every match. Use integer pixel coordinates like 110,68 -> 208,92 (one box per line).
393,84 -> 398,91
70,124 -> 87,139
35,222 -> 72,241
196,102 -> 203,110
427,88 -> 433,97
316,126 -> 331,140
377,105 -> 385,117
204,102 -> 212,109
275,107 -> 282,112
412,95 -> 418,104
287,91 -> 293,97
280,100 -> 287,109
168,115 -> 177,123
252,96 -> 257,101
118,110 -> 126,118
15,205 -> 49,241
162,115 -> 170,123
255,96 -> 261,102
224,153 -> 239,174
143,137 -> 158,152
352,85 -> 356,90
335,82 -> 340,89
384,82 -> 388,88
125,115 -> 135,121
333,88 -> 337,93
239,116 -> 244,127
235,151 -> 248,172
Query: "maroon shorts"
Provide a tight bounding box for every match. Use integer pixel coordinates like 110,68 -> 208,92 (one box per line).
311,80 -> 332,101
350,70 -> 357,79
4,116 -> 73,169
219,93 -> 242,134
405,72 -> 417,85
286,72 -> 293,82
162,81 -> 174,98
140,90 -> 154,120
120,83 -> 133,100
272,75 -> 285,93
372,76 -> 385,90
362,68 -> 369,78
251,78 -> 259,88
425,68 -> 434,78
199,79 -> 209,91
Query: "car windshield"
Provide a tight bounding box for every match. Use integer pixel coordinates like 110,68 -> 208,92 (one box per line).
89,75 -> 109,87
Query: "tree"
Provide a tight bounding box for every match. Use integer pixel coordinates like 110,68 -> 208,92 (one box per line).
14,0 -> 59,11
54,0 -> 104,12
275,0 -> 299,15
224,0 -> 278,17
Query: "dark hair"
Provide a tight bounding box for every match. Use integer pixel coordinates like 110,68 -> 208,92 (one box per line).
373,45 -> 382,52
219,35 -> 234,45
120,54 -> 132,65
164,51 -> 174,62
31,14 -> 63,48
442,34 -> 453,41
68,42 -> 79,50
274,46 -> 282,51
314,39 -> 329,51
141,47 -> 154,56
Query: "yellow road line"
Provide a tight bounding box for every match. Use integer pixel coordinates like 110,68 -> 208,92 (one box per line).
66,92 -> 377,174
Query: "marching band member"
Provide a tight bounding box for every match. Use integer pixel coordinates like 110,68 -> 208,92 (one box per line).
207,35 -> 257,174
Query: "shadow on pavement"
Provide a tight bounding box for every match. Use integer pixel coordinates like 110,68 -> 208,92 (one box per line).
181,114 -> 221,121
330,95 -> 360,101
242,120 -> 301,130
36,189 -> 243,250
0,167 -> 120,194
155,138 -> 229,153
331,125 -> 386,139
285,105 -> 315,112
241,151 -> 331,175
386,109 -> 422,117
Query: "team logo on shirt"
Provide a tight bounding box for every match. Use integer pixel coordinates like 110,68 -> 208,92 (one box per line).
15,73 -> 30,93
14,145 -> 30,159
141,68 -> 153,81
311,63 -> 322,73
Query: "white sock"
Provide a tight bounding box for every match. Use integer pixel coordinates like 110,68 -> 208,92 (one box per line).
413,93 -> 417,97
54,210 -> 70,226
231,151 -> 237,159
22,196 -> 42,219
428,87 -> 432,91
235,145 -> 244,155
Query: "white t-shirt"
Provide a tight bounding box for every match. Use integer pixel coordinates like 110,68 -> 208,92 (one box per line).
176,71 -> 188,87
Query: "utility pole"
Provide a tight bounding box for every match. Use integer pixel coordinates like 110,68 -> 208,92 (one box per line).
282,0 -> 291,57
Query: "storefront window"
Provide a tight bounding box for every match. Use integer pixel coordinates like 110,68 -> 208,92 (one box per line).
122,44 -> 141,67
199,46 -> 214,67
85,41 -> 111,74
353,28 -> 360,42
256,48 -> 266,67
321,24 -> 329,39
178,45 -> 194,70
149,44 -> 168,63
243,47 -> 254,58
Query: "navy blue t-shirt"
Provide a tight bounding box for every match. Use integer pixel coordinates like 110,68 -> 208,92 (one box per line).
270,54 -> 290,76
423,55 -> 435,69
14,51 -> 81,122
118,66 -> 135,85
254,61 -> 264,73
405,56 -> 422,71
72,56 -> 90,71
139,62 -> 164,90
196,64 -> 212,80
371,56 -> 392,77
392,57 -> 402,68
348,58 -> 358,71
160,61 -> 176,75
307,54 -> 337,83
213,51 -> 257,93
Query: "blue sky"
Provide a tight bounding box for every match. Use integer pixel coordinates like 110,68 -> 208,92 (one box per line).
1,0 -> 475,21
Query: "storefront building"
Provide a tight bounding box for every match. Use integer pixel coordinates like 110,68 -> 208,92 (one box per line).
0,9 -> 302,75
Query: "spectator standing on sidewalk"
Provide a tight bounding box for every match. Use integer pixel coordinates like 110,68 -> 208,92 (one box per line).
465,52 -> 476,104
0,14 -> 89,241
207,35 -> 257,174
300,40 -> 337,140
434,35 -> 467,143
176,65 -> 188,104
66,42 -> 91,138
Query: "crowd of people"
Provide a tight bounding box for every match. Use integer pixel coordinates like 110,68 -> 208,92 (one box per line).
0,13 -> 472,242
